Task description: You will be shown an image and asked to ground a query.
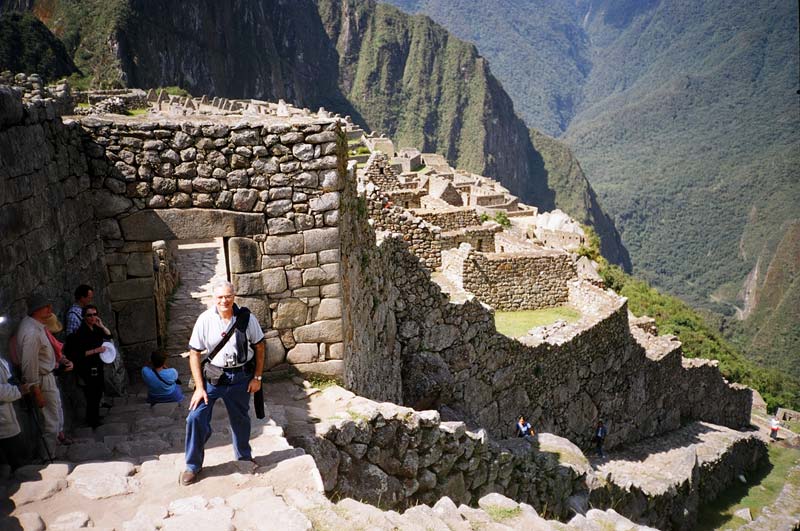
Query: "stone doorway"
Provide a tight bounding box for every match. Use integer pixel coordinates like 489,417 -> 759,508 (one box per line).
160,238 -> 228,382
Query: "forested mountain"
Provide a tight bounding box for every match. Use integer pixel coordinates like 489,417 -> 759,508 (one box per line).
0,0 -> 629,268
385,0 -> 800,380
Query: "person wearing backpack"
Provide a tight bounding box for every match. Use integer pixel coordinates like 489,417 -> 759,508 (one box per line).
180,280 -> 265,486
142,351 -> 184,405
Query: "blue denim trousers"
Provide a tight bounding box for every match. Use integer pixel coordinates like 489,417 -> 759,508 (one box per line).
185,369 -> 252,473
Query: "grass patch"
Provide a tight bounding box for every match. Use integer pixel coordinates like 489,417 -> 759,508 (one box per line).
125,107 -> 149,116
784,419 -> 800,434
494,307 -> 581,338
485,505 -> 521,521
696,444 -> 800,530
308,375 -> 338,390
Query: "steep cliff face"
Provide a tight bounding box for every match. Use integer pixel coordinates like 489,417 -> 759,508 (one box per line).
0,11 -> 77,81
314,0 -> 549,207
7,0 -> 629,269
530,130 -> 630,269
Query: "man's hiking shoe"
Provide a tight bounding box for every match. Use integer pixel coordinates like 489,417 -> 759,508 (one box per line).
179,470 -> 198,486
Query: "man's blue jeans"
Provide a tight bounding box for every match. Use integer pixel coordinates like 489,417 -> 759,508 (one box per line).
185,369 -> 252,473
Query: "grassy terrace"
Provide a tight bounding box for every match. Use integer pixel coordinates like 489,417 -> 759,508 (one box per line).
494,306 -> 580,338
696,443 -> 800,530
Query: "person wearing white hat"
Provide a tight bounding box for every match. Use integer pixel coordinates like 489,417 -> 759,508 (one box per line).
64,305 -> 112,428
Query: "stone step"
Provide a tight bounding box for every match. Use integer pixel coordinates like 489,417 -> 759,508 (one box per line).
588,421 -> 767,530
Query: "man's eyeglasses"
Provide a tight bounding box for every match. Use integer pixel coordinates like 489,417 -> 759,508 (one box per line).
85,313 -> 98,317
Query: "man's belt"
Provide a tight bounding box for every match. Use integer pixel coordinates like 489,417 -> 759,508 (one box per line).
214,364 -> 250,373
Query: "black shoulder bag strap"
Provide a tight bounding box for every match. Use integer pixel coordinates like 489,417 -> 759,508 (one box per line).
201,317 -> 239,367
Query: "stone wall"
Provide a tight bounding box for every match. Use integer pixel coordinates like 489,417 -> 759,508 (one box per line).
439,224 -> 500,253
461,250 -> 576,311
340,186 -> 752,449
152,240 -> 179,346
0,82 -> 111,358
295,397 -> 587,517
365,183 -> 442,270
534,227 -> 584,250
413,207 -> 481,231
588,423 -> 768,530
77,114 -> 348,372
340,162 -> 403,403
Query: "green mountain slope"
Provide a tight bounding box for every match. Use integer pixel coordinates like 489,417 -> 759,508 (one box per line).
0,11 -> 76,81
384,0 -> 800,381
3,0 -> 630,269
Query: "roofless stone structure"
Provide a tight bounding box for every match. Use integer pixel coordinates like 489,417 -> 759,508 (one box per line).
0,75 -> 774,530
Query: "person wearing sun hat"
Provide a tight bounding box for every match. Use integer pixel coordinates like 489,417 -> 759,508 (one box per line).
15,293 -> 64,457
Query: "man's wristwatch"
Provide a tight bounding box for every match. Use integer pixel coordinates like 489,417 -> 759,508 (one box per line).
253,376 -> 262,381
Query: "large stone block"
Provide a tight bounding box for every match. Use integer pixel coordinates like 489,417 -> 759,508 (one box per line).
264,234 -> 303,255
304,228 -> 339,253
117,299 -> 157,346
287,343 -> 319,364
292,360 -> 344,378
262,268 -> 288,294
236,296 -> 271,329
314,298 -> 341,320
273,299 -> 308,329
265,337 -> 286,370
309,192 -> 339,213
92,190 -> 133,218
228,237 -> 261,274
120,209 -> 265,241
232,272 -> 262,295
126,252 -> 154,278
108,278 -> 154,302
293,320 -> 342,343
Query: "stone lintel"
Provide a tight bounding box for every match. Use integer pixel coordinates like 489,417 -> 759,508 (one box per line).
119,209 -> 265,241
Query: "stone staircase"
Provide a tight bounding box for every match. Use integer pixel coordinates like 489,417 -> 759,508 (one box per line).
2,392 -> 658,531
2,379 -> 661,530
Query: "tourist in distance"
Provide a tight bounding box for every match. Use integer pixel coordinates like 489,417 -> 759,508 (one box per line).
16,294 -> 67,457
769,417 -> 780,441
594,420 -> 607,458
65,284 -> 94,336
516,414 -> 534,439
65,305 -> 112,428
0,354 -> 32,471
181,280 -> 265,486
142,350 -> 184,405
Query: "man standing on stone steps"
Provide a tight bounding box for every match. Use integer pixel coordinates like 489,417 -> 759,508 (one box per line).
180,280 -> 265,486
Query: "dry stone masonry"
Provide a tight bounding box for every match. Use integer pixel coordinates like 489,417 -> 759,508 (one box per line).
77,111 -> 346,372
0,73 -> 768,530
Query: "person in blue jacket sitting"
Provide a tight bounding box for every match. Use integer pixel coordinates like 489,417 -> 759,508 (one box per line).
142,351 -> 184,405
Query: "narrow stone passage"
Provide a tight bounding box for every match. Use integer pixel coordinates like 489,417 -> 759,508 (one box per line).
162,238 -> 228,384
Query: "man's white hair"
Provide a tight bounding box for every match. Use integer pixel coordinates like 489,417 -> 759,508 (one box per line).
212,279 -> 235,294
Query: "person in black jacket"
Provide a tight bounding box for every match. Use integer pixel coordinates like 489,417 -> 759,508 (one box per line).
65,305 -> 111,428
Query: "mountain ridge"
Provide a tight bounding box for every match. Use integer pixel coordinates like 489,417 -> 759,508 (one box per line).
383,0 -> 800,382
0,0 -> 630,269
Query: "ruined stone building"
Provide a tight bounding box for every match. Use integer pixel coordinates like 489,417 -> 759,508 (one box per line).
0,75 -> 771,530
